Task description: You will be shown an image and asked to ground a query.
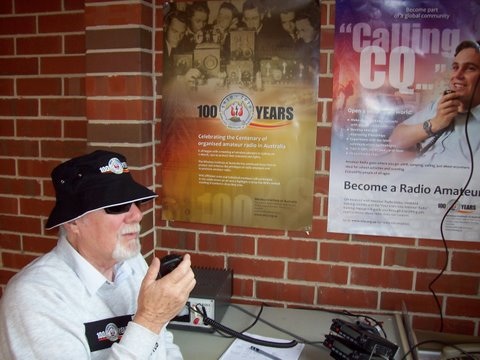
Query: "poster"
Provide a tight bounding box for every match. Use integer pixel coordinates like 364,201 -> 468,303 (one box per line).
161,0 -> 320,230
328,0 -> 480,241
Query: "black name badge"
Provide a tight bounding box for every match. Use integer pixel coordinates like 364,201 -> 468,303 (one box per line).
84,314 -> 133,352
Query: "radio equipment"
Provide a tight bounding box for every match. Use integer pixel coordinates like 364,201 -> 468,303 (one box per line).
167,267 -> 232,332
324,318 -> 399,359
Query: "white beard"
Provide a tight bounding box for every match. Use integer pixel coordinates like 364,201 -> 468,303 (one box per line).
112,223 -> 141,261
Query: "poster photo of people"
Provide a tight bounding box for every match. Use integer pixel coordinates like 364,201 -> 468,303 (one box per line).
328,0 -> 480,241
161,0 -> 320,230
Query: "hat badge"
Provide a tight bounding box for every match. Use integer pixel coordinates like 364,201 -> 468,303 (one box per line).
95,158 -> 127,174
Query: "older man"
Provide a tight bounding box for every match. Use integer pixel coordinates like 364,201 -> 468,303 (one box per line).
0,150 -> 196,359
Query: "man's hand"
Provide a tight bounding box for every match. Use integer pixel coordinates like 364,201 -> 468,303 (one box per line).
134,254 -> 196,334
430,91 -> 461,133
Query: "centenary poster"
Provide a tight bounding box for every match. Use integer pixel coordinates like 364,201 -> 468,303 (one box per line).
161,0 -> 320,230
328,0 -> 480,241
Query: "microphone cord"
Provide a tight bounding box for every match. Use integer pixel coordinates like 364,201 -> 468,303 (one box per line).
192,304 -> 299,348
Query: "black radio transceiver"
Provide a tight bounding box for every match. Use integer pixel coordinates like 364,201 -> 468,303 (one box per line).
329,318 -> 398,359
324,334 -> 385,360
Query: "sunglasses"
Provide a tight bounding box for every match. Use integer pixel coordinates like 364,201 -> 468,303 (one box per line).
104,201 -> 142,215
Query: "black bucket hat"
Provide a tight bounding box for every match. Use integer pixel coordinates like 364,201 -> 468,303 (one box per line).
46,150 -> 157,229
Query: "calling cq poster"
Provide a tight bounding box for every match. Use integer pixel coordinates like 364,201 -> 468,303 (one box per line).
328,0 -> 480,241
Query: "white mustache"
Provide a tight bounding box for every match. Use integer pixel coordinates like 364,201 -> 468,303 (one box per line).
120,223 -> 141,235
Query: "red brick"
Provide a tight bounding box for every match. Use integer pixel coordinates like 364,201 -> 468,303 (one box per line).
381,292 -> 439,313
351,267 -> 413,290
0,177 -> 40,196
23,235 -> 57,254
17,35 -> 62,55
0,158 -> 15,175
65,0 -> 84,11
413,316 -> 475,335
0,197 -> 18,214
411,315 -> 442,333
0,38 -> 14,55
416,272 -> 479,295
316,126 -> 331,147
233,278 -> 253,297
353,233 -> 416,246
315,173 -> 329,195
0,57 -> 38,75
446,297 -> 480,317
86,52 -> 152,73
0,119 -> 15,137
257,238 -> 316,259
228,256 -> 284,278
64,76 -> 85,96
41,98 -> 85,117
41,55 -> 85,74
1,252 -> 38,270
0,234 -> 21,251
17,77 -> 62,96
0,98 -> 38,116
89,122 -> 152,143
0,139 -> 39,157
140,232 -> 154,254
0,269 -> 17,285
86,28 -> 151,50
38,13 -> 84,33
85,3 -> 152,27
157,229 -> 196,250
199,234 -> 254,254
318,287 -> 378,309
318,77 -> 333,99
384,247 -> 447,270
65,34 -> 86,54
0,215 -> 42,234
190,254 -> 225,269
319,52 -> 329,75
0,16 -> 36,35
40,140 -> 87,160
320,242 -> 382,265
290,218 -> 348,240
288,262 -> 348,283
15,0 -> 62,13
86,75 -> 152,97
320,27 -> 334,51
225,225 -> 284,236
64,119 -> 88,139
451,251 -> 480,273
86,99 -> 153,121
256,281 -> 315,304
20,198 -> 54,217
0,0 -> 13,13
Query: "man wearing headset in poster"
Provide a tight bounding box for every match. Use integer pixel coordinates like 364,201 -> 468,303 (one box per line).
389,40 -> 480,164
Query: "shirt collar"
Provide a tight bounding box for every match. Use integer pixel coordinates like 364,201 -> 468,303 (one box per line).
56,234 -> 134,296
470,103 -> 480,119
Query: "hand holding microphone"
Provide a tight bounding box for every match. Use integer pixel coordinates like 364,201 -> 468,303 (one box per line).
430,89 -> 461,133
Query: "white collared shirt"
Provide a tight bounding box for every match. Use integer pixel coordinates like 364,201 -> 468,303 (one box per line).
0,235 -> 183,360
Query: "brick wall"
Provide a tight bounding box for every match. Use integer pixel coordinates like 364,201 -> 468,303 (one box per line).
1,0 -> 479,337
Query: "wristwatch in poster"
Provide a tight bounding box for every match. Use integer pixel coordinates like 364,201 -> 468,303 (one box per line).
423,120 -> 435,137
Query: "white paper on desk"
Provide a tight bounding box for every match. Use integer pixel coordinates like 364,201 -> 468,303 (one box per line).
218,332 -> 304,360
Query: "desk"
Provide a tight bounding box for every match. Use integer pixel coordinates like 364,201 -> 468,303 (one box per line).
171,304 -> 410,359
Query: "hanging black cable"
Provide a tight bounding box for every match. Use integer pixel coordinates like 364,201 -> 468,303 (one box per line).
429,75 -> 480,332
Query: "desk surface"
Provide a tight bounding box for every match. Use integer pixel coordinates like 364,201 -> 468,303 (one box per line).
171,304 -> 409,360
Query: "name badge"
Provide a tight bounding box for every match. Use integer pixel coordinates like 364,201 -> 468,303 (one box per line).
84,314 -> 133,352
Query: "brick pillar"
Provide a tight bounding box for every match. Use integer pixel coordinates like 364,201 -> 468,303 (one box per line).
84,0 -> 156,256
